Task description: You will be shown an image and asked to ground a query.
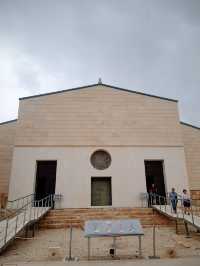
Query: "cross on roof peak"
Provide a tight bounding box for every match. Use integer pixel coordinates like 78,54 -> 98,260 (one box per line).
98,78 -> 102,84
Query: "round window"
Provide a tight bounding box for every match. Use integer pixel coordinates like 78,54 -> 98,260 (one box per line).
90,150 -> 111,170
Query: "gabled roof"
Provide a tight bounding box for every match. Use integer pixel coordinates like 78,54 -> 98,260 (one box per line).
19,83 -> 178,103
0,119 -> 17,126
180,121 -> 200,130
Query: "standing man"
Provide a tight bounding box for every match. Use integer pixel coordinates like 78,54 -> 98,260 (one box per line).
169,188 -> 178,213
148,183 -> 157,206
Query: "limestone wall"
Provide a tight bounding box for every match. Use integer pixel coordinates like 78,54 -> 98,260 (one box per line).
0,120 -> 17,206
181,123 -> 200,198
9,146 -> 188,207
15,85 -> 183,147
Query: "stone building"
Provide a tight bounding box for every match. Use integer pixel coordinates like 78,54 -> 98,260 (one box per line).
0,83 -> 199,208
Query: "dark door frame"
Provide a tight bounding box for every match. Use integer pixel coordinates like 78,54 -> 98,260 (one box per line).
91,176 -> 112,206
34,160 -> 57,201
144,160 -> 166,197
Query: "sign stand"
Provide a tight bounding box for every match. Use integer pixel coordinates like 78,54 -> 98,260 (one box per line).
149,225 -> 160,259
87,237 -> 90,260
138,235 -> 142,258
65,224 -> 75,261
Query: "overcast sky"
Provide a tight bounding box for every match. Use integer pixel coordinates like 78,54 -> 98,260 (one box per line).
0,0 -> 199,127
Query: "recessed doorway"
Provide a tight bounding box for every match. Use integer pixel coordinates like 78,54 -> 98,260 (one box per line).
35,161 -> 57,201
144,160 -> 166,197
91,177 -> 112,206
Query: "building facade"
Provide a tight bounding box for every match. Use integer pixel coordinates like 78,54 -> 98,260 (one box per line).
0,83 -> 199,208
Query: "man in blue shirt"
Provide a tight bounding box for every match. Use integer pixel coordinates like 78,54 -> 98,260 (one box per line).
169,188 -> 178,213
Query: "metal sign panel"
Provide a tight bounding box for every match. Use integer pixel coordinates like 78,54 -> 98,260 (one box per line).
84,219 -> 144,237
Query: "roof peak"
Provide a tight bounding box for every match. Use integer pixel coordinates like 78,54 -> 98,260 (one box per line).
19,82 -> 178,103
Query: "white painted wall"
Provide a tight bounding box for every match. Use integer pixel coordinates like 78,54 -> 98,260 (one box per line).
8,146 -> 189,207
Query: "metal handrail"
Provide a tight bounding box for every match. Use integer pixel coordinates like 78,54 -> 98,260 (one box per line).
0,194 -> 56,251
4,194 -> 59,220
1,194 -> 34,220
146,192 -> 200,228
3,198 -> 33,220
7,193 -> 34,203
7,194 -> 35,211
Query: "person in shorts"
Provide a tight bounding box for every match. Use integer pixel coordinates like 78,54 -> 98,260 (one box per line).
182,189 -> 191,215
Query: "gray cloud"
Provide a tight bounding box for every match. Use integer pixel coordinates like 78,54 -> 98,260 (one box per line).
0,0 -> 199,126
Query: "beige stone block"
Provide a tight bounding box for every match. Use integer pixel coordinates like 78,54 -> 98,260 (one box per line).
15,85 -> 183,147
182,124 -> 200,190
0,121 -> 16,194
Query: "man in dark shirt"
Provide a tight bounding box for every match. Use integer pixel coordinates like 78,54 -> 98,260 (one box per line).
148,183 -> 157,206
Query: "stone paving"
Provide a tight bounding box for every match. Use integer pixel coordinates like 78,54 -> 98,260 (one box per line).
1,257 -> 200,266
0,227 -> 200,264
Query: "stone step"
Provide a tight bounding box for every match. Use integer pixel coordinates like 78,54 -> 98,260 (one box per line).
40,216 -> 171,222
49,207 -> 152,211
49,208 -> 153,214
42,215 -> 159,221
39,221 -> 174,229
40,223 -> 82,229
40,224 -> 172,229
45,212 -> 160,216
46,213 -> 157,217
47,210 -> 153,216
39,207 -> 174,229
46,213 -> 155,218
47,212 -> 154,217
40,219 -> 166,225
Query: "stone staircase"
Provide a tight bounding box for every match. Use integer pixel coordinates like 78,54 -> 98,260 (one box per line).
39,207 -> 175,229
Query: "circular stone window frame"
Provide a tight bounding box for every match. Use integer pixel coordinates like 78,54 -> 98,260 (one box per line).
90,149 -> 112,170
